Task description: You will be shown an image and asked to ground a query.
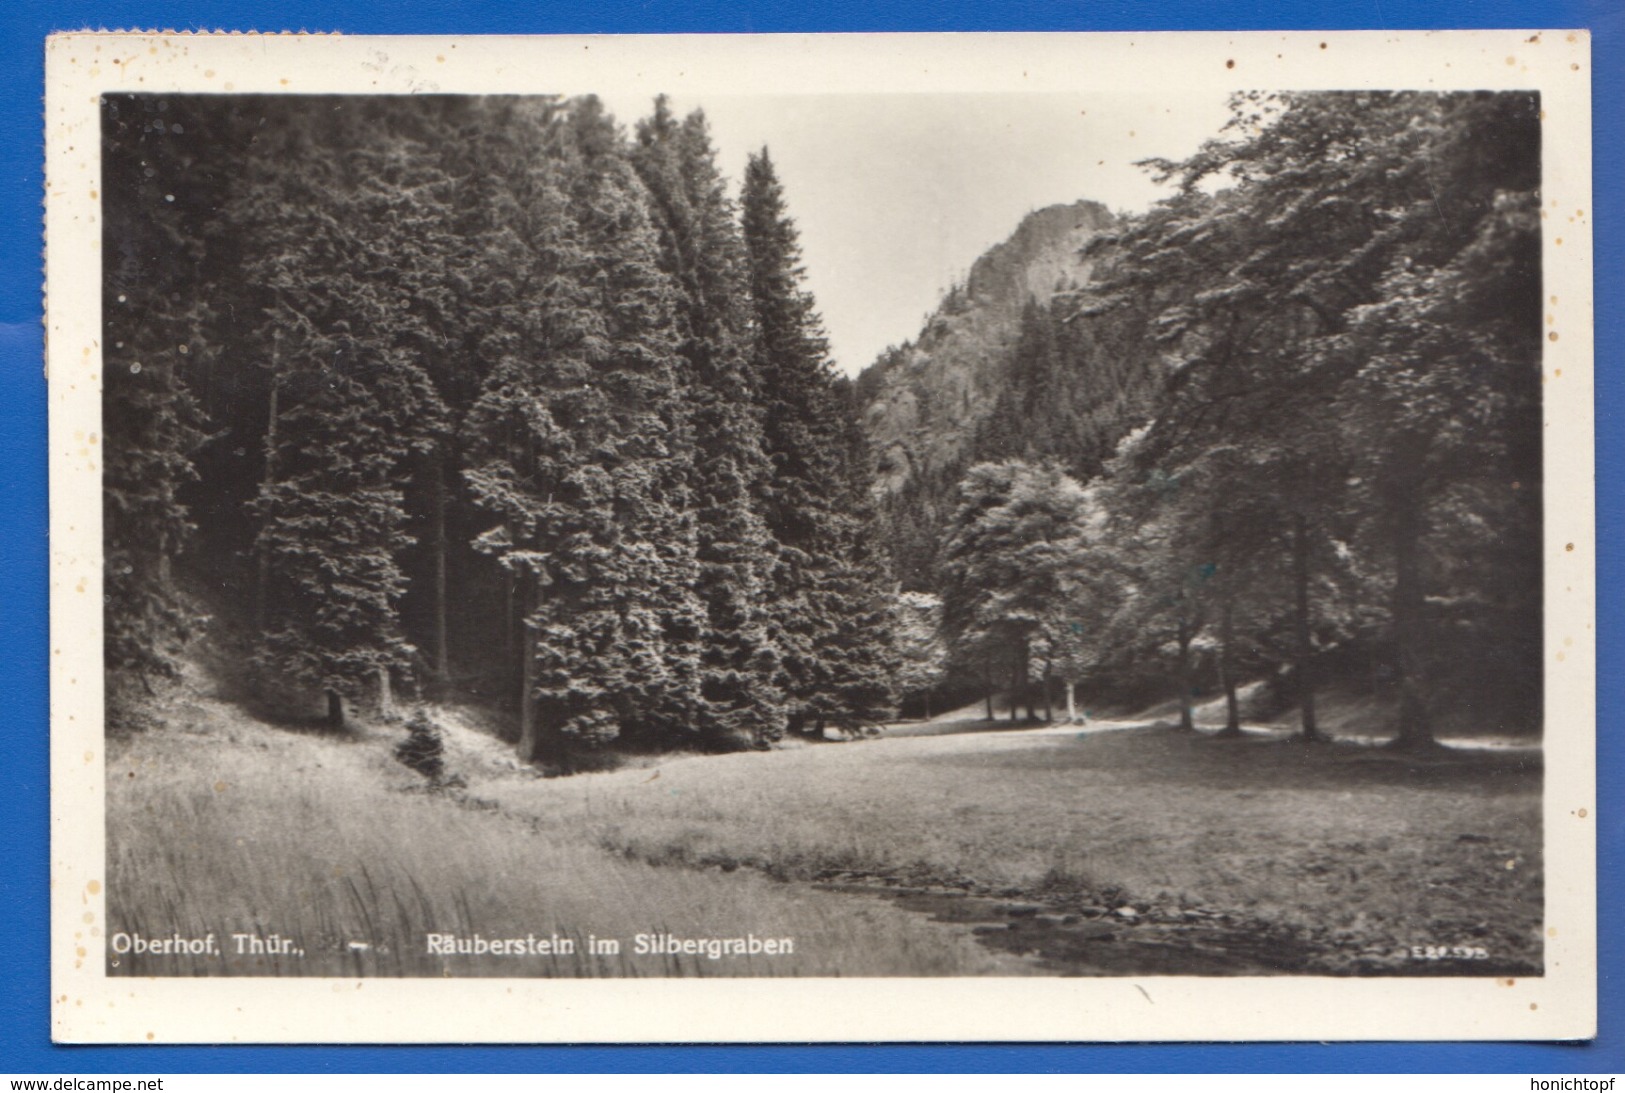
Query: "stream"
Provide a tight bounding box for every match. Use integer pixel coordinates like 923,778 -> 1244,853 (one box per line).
812,878 -> 1315,976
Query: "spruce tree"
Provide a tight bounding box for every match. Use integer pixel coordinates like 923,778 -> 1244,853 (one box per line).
741,149 -> 897,734
231,108 -> 445,725
464,98 -> 702,761
249,350 -> 424,726
632,100 -> 786,747
101,94 -> 214,686
346,100 -> 487,686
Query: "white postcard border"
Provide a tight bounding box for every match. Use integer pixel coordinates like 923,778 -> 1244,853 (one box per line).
46,29 -> 1596,1043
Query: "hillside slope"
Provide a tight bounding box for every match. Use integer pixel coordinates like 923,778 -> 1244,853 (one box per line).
855,199 -> 1170,587
858,200 -> 1117,495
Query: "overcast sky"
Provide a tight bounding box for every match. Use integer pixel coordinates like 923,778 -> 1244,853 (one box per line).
601,92 -> 1236,376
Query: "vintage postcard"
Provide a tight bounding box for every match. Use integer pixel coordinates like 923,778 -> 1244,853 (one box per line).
46,30 -> 1595,1042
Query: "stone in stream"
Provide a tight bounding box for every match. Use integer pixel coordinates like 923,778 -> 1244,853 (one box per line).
994,902 -> 1045,917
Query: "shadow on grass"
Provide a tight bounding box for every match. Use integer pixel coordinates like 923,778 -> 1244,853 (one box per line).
909,724 -> 1542,796
883,716 -> 1053,739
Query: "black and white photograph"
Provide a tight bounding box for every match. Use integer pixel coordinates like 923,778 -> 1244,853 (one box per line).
47,31 -> 1595,1042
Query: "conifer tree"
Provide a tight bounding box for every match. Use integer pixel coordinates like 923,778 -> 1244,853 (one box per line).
249,349 -> 426,726
464,98 -> 703,761
819,392 -> 904,727
346,100 -> 487,685
102,307 -> 207,683
632,99 -> 786,747
741,149 -> 897,734
101,94 -> 214,685
232,108 -> 445,726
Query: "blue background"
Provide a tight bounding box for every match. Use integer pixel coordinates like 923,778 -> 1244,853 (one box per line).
2,0 -> 1618,1074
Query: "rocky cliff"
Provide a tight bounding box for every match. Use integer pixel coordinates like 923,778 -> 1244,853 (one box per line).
856,200 -> 1118,495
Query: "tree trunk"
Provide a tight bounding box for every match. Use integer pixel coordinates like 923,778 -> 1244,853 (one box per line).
429,452 -> 450,681
1390,494 -> 1436,750
1292,512 -> 1322,742
1043,678 -> 1053,723
1175,617 -> 1195,732
984,684 -> 994,721
1217,598 -> 1242,737
517,576 -> 539,763
156,545 -> 171,586
503,569 -> 517,663
1009,659 -> 1021,721
1022,643 -> 1035,721
377,665 -> 394,720
326,689 -> 344,729
922,692 -> 932,720
1065,679 -> 1077,724
255,371 -> 280,634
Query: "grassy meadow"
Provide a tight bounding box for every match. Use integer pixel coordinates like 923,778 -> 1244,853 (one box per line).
106,684 -> 1543,978
488,717 -> 1543,974
104,691 -> 1026,977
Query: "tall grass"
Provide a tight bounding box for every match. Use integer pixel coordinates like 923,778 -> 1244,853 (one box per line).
106,699 -> 1019,977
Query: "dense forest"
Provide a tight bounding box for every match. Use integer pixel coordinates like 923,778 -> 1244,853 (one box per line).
862,91 -> 1543,747
105,89 -> 1543,769
104,93 -> 896,764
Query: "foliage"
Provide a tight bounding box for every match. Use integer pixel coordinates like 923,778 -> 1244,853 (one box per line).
462,99 -> 702,756
228,106 -> 447,720
742,150 -> 898,732
939,460 -> 1105,713
890,591 -> 949,706
927,92 -> 1541,742
101,89 -> 1542,755
101,94 -> 215,679
632,99 -> 788,747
